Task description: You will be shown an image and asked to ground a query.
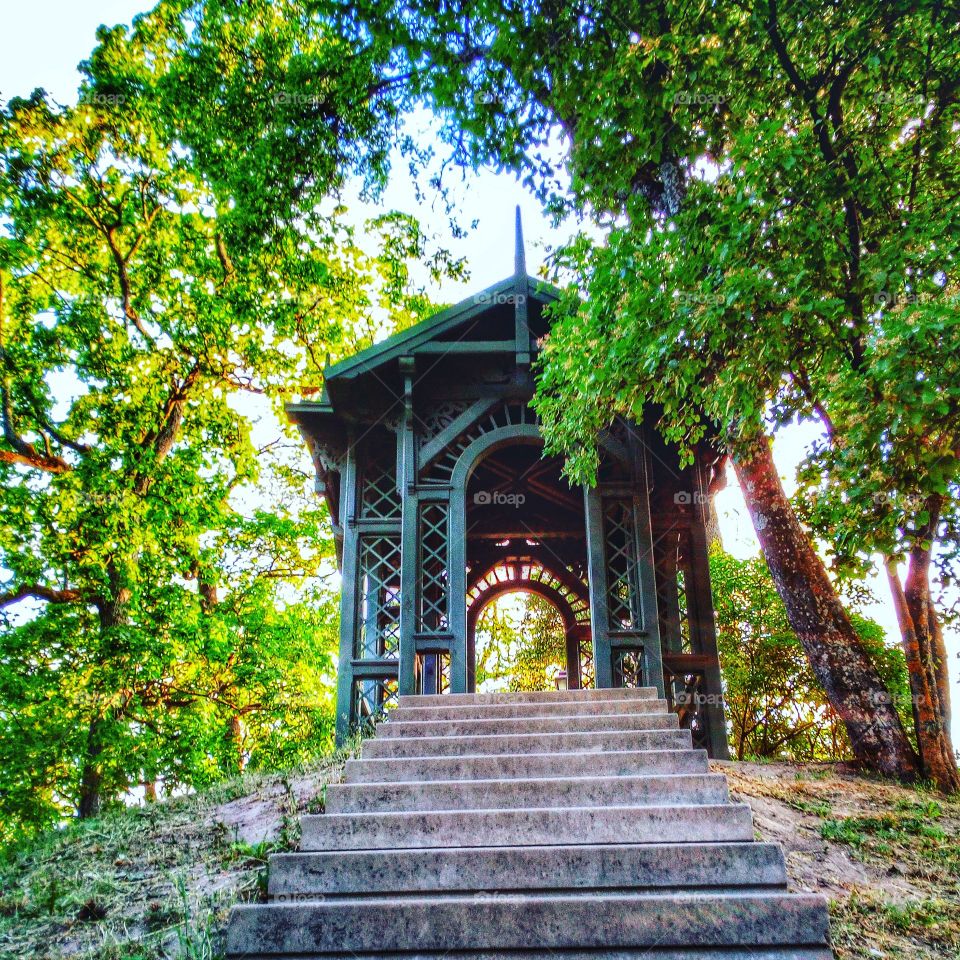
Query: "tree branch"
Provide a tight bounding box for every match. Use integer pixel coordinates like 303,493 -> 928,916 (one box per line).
0,584 -> 83,610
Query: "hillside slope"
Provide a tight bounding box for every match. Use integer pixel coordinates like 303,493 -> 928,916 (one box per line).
2,757 -> 957,960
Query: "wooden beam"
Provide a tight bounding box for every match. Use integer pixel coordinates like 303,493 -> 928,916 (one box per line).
418,397 -> 500,469
468,529 -> 585,540
413,339 -> 518,355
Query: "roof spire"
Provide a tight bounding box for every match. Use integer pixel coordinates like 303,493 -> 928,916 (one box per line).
514,204 -> 526,279
513,205 -> 530,366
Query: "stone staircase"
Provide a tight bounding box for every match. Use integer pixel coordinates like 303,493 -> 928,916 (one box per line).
227,688 -> 832,958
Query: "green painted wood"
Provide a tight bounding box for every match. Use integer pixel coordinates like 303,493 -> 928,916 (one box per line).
630,427 -> 666,699
351,660 -> 400,679
414,635 -> 455,653
446,484 -> 468,694
322,273 -> 560,383
334,440 -> 360,745
412,339 -> 519,355
398,361 -> 418,697
419,398 -> 500,470
584,484 -> 614,689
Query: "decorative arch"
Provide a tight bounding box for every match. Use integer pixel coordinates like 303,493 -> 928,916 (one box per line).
420,401 -> 540,485
465,564 -> 594,691
467,558 -> 590,625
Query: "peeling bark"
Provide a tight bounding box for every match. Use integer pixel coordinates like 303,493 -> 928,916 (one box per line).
733,434 -> 919,781
889,527 -> 960,792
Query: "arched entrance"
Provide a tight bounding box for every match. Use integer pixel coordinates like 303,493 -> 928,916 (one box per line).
466,561 -> 593,691
458,438 -> 594,692
470,588 -> 568,692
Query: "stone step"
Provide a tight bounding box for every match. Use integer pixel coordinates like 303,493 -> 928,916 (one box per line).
362,727 -> 693,758
398,687 -> 659,707
345,747 -> 709,783
227,891 -> 830,955
378,711 -> 679,739
299,803 -> 755,850
268,841 -> 789,897
231,949 -> 833,960
326,773 -> 729,813
393,698 -> 670,721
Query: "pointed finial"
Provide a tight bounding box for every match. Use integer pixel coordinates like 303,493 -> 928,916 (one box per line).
514,205 -> 526,279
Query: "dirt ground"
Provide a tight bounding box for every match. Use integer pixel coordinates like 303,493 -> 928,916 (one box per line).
2,757 -> 957,959
717,760 -> 960,959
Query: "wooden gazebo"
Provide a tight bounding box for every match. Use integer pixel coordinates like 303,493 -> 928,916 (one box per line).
289,211 -> 729,758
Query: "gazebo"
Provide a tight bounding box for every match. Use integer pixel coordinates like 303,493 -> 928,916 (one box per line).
288,211 -> 729,758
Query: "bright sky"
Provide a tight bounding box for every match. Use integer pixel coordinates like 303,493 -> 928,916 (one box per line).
3,1 -> 957,743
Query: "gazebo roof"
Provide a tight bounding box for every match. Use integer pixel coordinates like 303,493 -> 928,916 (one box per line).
287,207 -> 559,422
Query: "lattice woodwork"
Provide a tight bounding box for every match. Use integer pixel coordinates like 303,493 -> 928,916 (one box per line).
418,502 -> 450,633
359,457 -> 401,519
351,677 -> 399,735
356,535 -> 401,659
612,648 -> 645,688
603,498 -> 641,630
578,638 -> 595,689
654,529 -> 693,655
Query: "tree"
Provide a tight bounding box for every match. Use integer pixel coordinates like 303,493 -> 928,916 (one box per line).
711,548 -> 911,762
474,592 -> 566,692
374,0 -> 941,781
0,0 -> 455,837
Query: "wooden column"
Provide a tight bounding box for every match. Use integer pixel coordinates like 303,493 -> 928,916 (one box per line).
630,428 -> 665,698
447,482 -> 469,694
584,483 -> 614,688
398,358 -> 418,696
334,435 -> 359,744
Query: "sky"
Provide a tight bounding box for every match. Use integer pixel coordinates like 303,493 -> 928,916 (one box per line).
2,0 -> 957,742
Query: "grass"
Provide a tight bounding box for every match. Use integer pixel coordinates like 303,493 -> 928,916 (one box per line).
0,753 -> 349,960
4,753 -> 958,960
830,892 -> 960,959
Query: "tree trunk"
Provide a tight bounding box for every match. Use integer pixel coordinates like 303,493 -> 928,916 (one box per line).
733,433 -> 919,780
703,450 -> 728,547
229,714 -> 246,773
887,522 -> 960,792
77,717 -> 104,819
77,584 -> 132,818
